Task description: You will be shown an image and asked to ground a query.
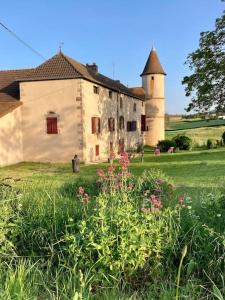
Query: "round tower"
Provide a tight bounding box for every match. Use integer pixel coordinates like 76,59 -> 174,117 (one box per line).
141,48 -> 166,146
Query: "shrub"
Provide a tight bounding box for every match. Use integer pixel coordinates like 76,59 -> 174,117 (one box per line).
206,139 -> 213,149
64,155 -> 179,286
222,131 -> 225,145
157,140 -> 176,152
173,135 -> 192,150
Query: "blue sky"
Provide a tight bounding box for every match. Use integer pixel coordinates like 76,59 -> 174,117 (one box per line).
0,0 -> 224,113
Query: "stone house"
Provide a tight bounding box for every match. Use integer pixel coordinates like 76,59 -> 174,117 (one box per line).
0,48 -> 166,166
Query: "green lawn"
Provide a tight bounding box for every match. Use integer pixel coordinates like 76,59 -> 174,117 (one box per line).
1,148 -> 225,198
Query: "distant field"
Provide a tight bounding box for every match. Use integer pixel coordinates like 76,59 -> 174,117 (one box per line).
166,118 -> 225,131
166,119 -> 225,147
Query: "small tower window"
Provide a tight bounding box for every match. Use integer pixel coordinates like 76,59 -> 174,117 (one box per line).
119,116 -> 124,129
93,86 -> 99,94
133,103 -> 137,112
120,97 -> 123,109
108,117 -> 115,132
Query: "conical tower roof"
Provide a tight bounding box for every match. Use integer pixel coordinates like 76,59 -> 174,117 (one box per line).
141,48 -> 166,76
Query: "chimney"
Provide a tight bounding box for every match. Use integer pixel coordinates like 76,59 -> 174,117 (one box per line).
86,63 -> 98,74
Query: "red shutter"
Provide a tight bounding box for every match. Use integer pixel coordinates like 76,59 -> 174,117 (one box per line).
92,117 -> 100,134
47,117 -> 58,134
98,118 -> 101,133
141,115 -> 146,132
92,117 -> 96,134
95,145 -> 99,156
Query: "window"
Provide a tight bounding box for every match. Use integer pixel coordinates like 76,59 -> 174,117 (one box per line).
127,121 -> 137,132
151,76 -> 154,80
109,90 -> 112,99
119,116 -> 124,129
131,121 -> 137,131
46,117 -> 58,134
133,103 -> 137,112
120,97 -> 123,109
95,145 -> 99,156
127,121 -> 132,132
93,86 -> 99,94
91,117 -> 101,134
141,115 -> 146,132
108,117 -> 115,132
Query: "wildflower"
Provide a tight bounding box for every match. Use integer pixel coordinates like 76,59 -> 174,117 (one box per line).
127,183 -> 134,190
143,190 -> 149,196
141,207 -> 151,213
150,194 -> 156,201
96,169 -> 104,177
97,177 -> 103,183
179,196 -> 184,205
118,182 -> 123,188
81,193 -> 90,204
102,186 -> 107,192
78,186 -> 84,194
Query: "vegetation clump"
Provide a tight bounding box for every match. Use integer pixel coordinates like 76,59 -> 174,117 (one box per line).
206,139 -> 214,149
157,139 -> 176,152
173,135 -> 192,150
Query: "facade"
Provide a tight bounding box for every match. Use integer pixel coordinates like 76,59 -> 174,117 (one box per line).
0,48 -> 166,166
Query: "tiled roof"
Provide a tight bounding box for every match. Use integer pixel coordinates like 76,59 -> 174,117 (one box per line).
0,51 -> 144,104
129,87 -> 145,100
141,48 -> 166,76
18,52 -> 144,100
0,69 -> 32,102
0,101 -> 22,118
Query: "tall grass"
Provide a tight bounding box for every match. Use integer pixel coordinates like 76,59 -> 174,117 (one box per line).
0,157 -> 225,299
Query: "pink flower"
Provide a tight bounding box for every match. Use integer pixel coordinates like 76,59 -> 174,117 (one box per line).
80,193 -> 90,204
118,182 -> 123,188
78,186 -> 84,194
150,194 -> 156,201
97,169 -> 104,177
102,186 -> 107,192
97,177 -> 103,183
127,183 -> 134,190
179,196 -> 184,205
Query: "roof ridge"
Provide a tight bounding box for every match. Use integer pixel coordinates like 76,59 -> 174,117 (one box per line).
0,68 -> 33,73
59,52 -> 84,77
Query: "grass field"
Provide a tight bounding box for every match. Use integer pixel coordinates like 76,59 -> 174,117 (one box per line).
1,148 -> 225,199
166,119 -> 225,147
1,149 -> 225,299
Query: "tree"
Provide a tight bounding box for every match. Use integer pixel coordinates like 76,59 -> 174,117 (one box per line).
182,10 -> 225,112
